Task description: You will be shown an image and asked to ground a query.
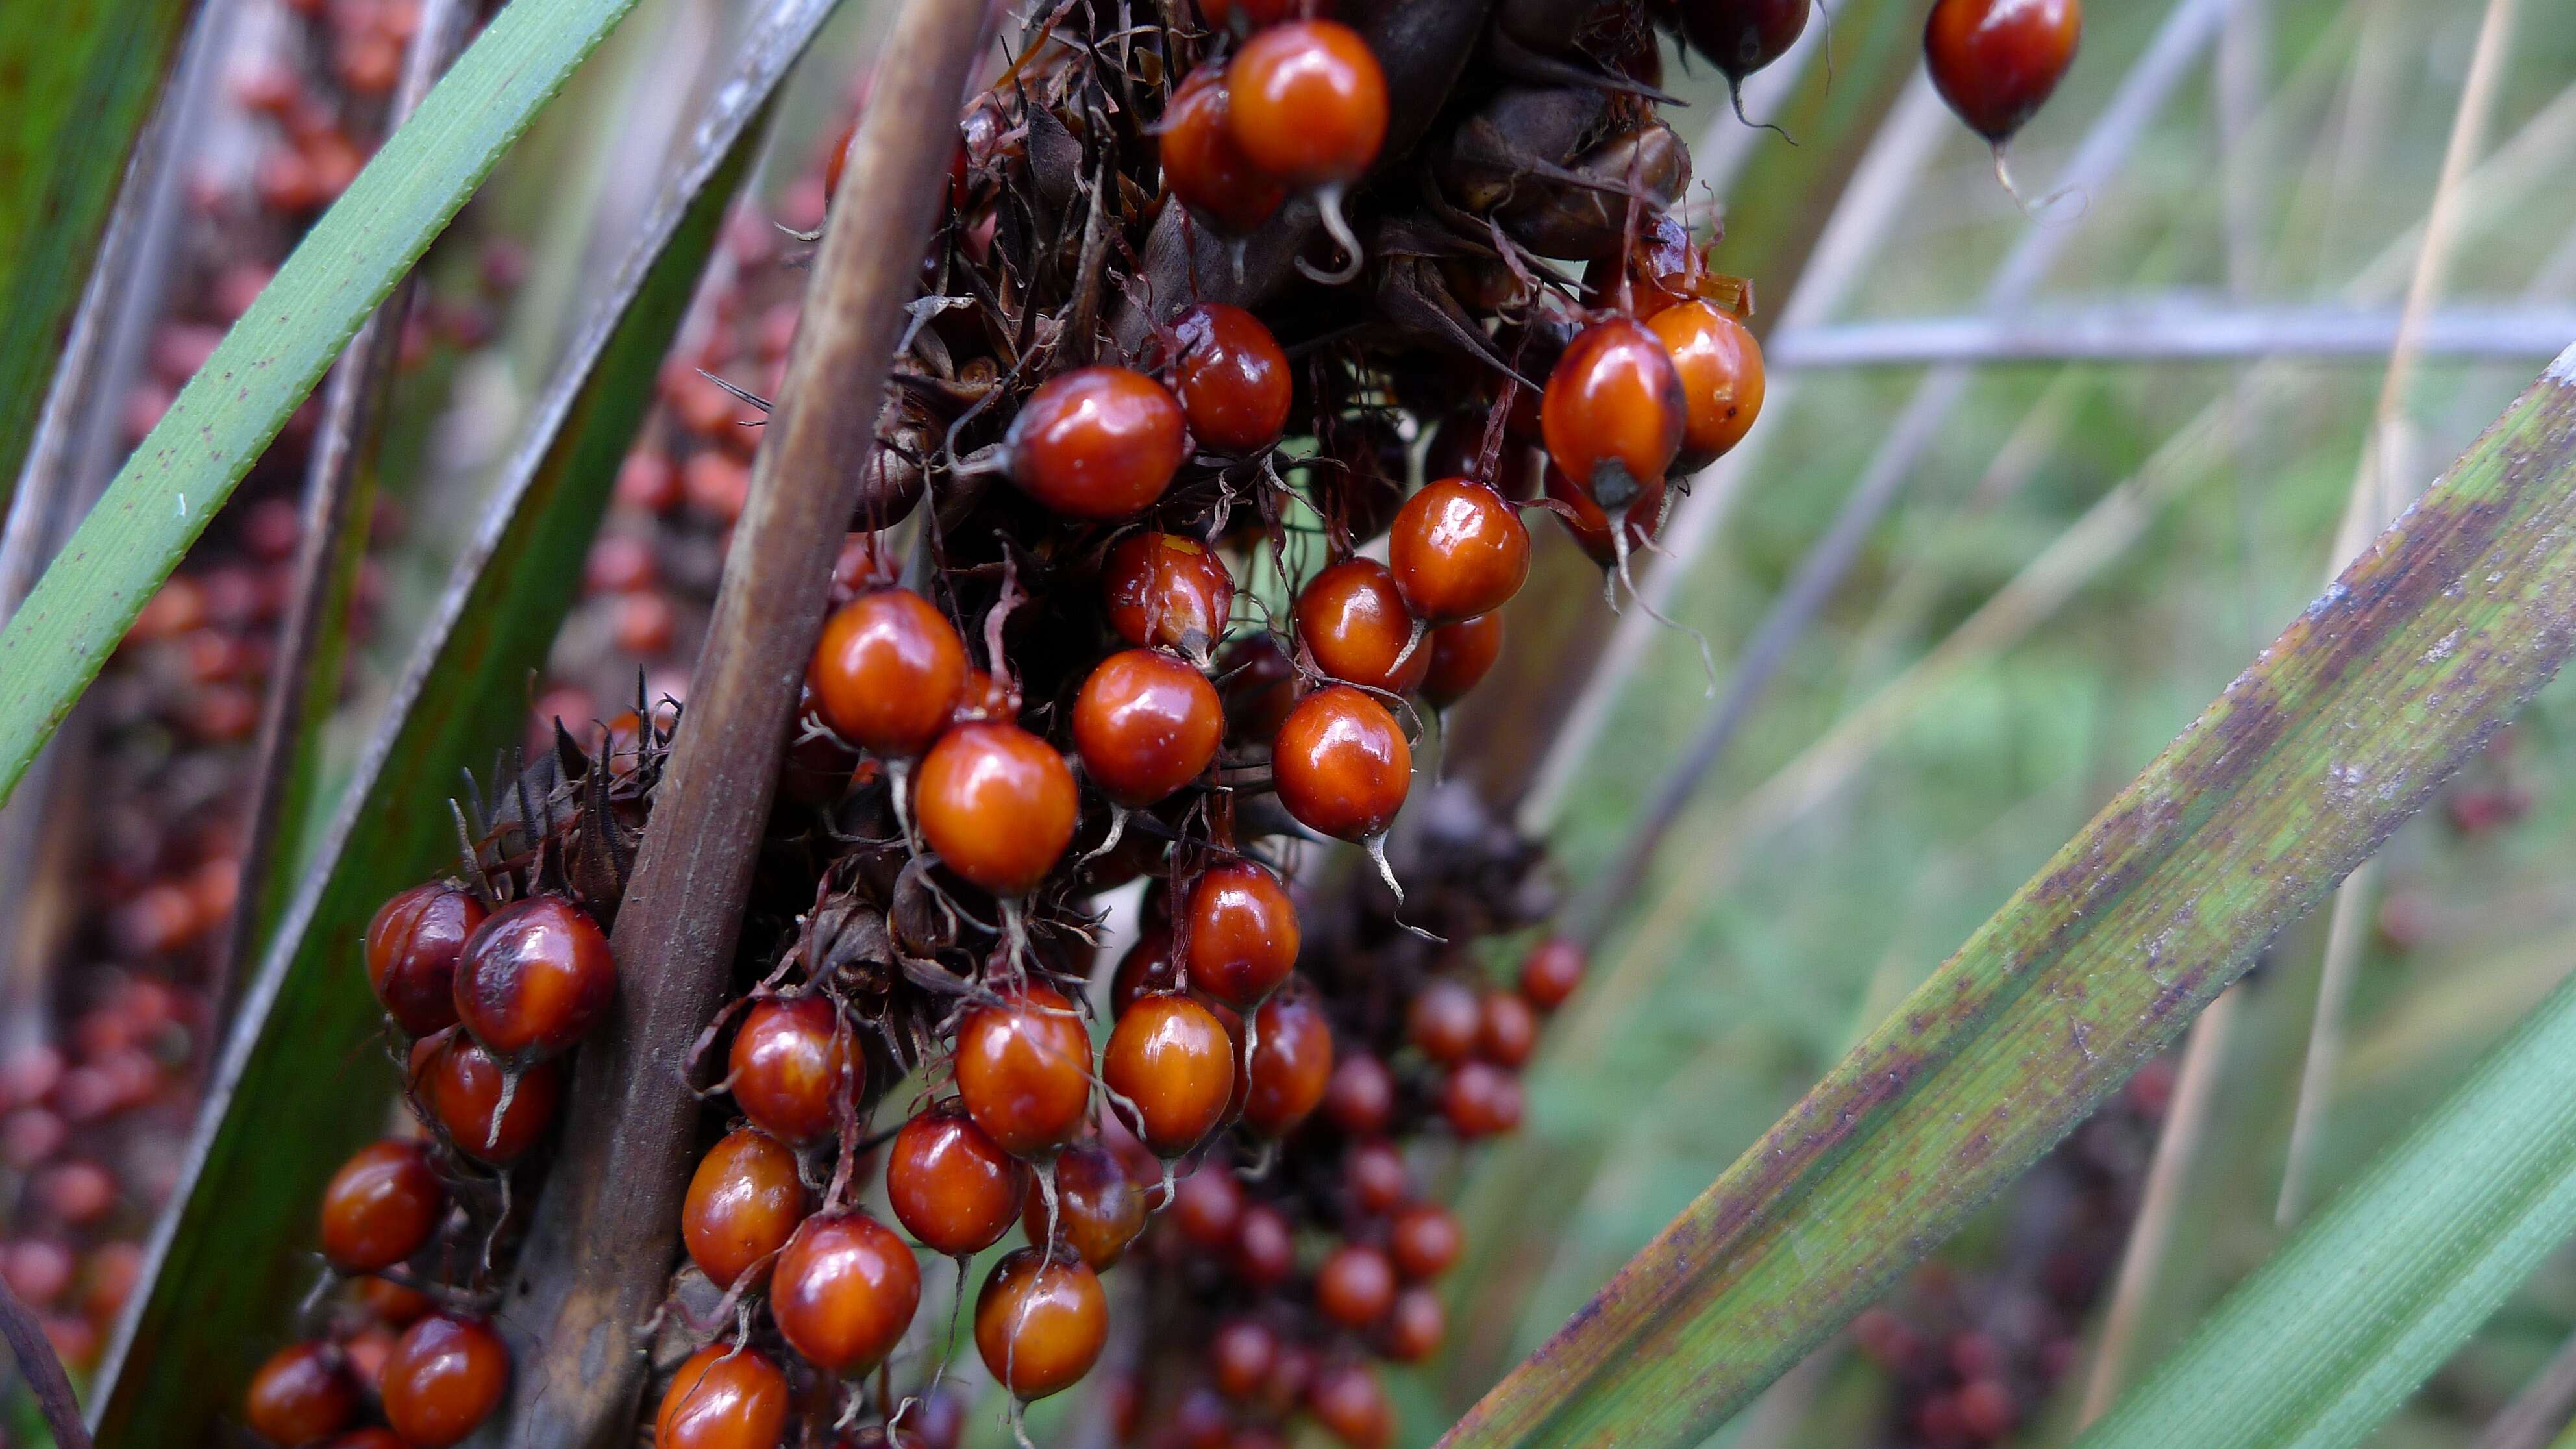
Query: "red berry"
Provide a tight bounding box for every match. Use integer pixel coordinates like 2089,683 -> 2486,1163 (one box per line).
409,1030 -> 562,1164
771,1211 -> 922,1374
1006,367 -> 1188,519
1542,318 -> 1686,497
974,1248 -> 1108,1400
1173,1161 -> 1245,1248
1544,461 -> 1665,567
245,1341 -> 358,1446
1323,1052 -> 1394,1134
1272,686 -> 1409,840
1296,559 -> 1426,693
380,1314 -> 508,1448
1382,1285 -> 1445,1361
1022,1139 -> 1147,1269
1518,935 -> 1585,1010
1183,861 -> 1300,1009
1241,992 -> 1333,1137
1649,301 -> 1765,471
1925,0 -> 2081,143
1442,1059 -> 1524,1137
1407,978 -> 1479,1063
1109,925 -> 1183,1017
1388,479 -> 1530,625
451,895 -> 614,1063
319,1139 -> 442,1275
1159,69 -> 1288,234
1104,532 -> 1236,658
917,723 -> 1080,895
1226,22 -> 1387,187
887,1104 -> 1027,1256
1102,993 -> 1235,1154
1231,1202 -> 1296,1287
1477,990 -> 1539,1069
655,1343 -> 790,1449
1074,649 -> 1224,807
682,1127 -> 808,1289
728,995 -> 860,1145
1677,0 -> 1811,88
1389,1203 -> 1461,1280
1171,304 -> 1292,453
1211,1319 -> 1276,1400
1218,634 -> 1300,742
360,1274 -> 434,1327
1345,1139 -> 1409,1214
1315,1243 -> 1396,1328
1307,1363 -> 1392,1449
364,883 -> 486,1038
811,589 -> 969,758
954,984 -> 1093,1156
1422,612 -> 1504,707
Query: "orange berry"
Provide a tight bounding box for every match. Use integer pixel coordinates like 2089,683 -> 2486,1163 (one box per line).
916,724 -> 1080,895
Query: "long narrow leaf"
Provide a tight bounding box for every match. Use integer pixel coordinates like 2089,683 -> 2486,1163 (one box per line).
83,0 -> 841,1427
0,0 -> 647,813
2077,964 -> 2576,1449
1440,348 -> 2576,1449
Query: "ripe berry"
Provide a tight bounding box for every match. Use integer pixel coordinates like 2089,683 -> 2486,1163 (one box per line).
1272,686 -> 1409,840
1226,22 -> 1387,188
1422,613 -> 1505,707
245,1341 -> 358,1446
1211,1319 -> 1276,1401
1442,1059 -> 1524,1137
1543,317 -> 1687,502
1544,462 -> 1665,567
1315,1243 -> 1396,1328
1230,1203 -> 1296,1287
1407,978 -> 1480,1063
1388,480 -> 1530,625
1173,1162 -> 1245,1248
655,1344 -> 790,1449
318,1139 -> 442,1275
1109,926 -> 1183,1017
811,589 -> 969,758
360,1274 -> 434,1326
1296,559 -> 1426,693
1307,1363 -> 1393,1449
1074,650 -> 1224,807
451,895 -> 615,1064
1006,367 -> 1188,519
364,883 -> 486,1037
1345,1139 -> 1409,1215
1519,935 -> 1585,1010
1389,1203 -> 1461,1280
1649,301 -> 1765,471
1183,861 -> 1299,1009
728,995 -> 859,1145
772,1211 -> 923,1374
1022,1139 -> 1146,1269
380,1314 -> 508,1448
974,1248 -> 1108,1400
1382,1285 -> 1446,1362
916,723 -> 1080,895
1241,992 -> 1333,1137
1159,69 -> 1288,234
410,1030 -> 562,1163
1925,0 -> 2081,143
1323,1052 -> 1394,1134
1104,532 -> 1236,659
1478,991 -> 1539,1068
1172,304 -> 1292,453
682,1126 -> 808,1289
1677,0 -> 1811,96
1218,634 -> 1300,743
954,984 -> 1093,1156
1102,993 -> 1235,1154
887,1104 -> 1027,1256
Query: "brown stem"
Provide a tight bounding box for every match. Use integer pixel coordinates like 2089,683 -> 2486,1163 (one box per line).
490,3 -> 991,1444
0,1272 -> 90,1449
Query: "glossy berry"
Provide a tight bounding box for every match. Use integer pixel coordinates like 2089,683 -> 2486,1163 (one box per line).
682,1126 -> 807,1289
655,1344 -> 789,1449
1544,462 -> 1665,567
1218,634 -> 1300,742
360,1275 -> 434,1327
1315,1243 -> 1396,1328
1649,301 -> 1765,471
1226,21 -> 1387,187
811,589 -> 969,758
728,995 -> 859,1145
1926,0 -> 2081,143
1345,1139 -> 1409,1214
1422,612 -> 1505,707
1183,861 -> 1300,1009
954,984 -> 1093,1156
1407,978 -> 1480,1063
1211,1319 -> 1277,1401
1389,1203 -> 1461,1280
916,723 -> 1080,894
1478,991 -> 1539,1068
1388,480 -> 1530,625
245,1341 -> 358,1446
1519,935 -> 1586,1010
1172,304 -> 1293,453
1442,1059 -> 1524,1137
1159,69 -> 1287,234
1074,650 -> 1224,807
1172,1162 -> 1245,1248
1324,1052 -> 1394,1135
1678,0 -> 1811,89
410,1029 -> 562,1163
1231,1202 -> 1296,1287
974,1248 -> 1108,1400
1272,686 -> 1409,840
1296,559 -> 1427,693
1006,367 -> 1188,519
451,895 -> 614,1063
1383,1285 -> 1446,1362
1109,925 -> 1184,1017
887,1104 -> 1026,1256
364,882 -> 486,1037
771,1211 -> 923,1374
1104,532 -> 1236,658
380,1315 -> 508,1448
1240,992 -> 1333,1137
1103,993 -> 1235,1154
1542,317 -> 1686,506
318,1139 -> 442,1275
1022,1139 -> 1147,1269
1307,1363 -> 1393,1449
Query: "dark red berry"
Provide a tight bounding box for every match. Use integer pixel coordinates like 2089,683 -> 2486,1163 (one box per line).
1074,650 -> 1224,807
1345,1139 -> 1409,1215
1307,1363 -> 1393,1449
364,883 -> 486,1037
1544,461 -> 1665,567
1677,0 -> 1811,89
1315,1243 -> 1396,1328
1219,634 -> 1300,742
1022,1139 -> 1147,1269
380,1314 -> 508,1448
1422,612 -> 1505,707
682,1126 -> 807,1289
655,1343 -> 790,1449
1172,304 -> 1292,453
1322,1052 -> 1394,1134
1518,935 -> 1586,1010
1103,993 -> 1235,1154
1382,1285 -> 1445,1361
1160,69 -> 1287,234
451,895 -> 614,1063
954,984 -> 1092,1156
245,1341 -> 358,1446
1477,990 -> 1539,1068
728,995 -> 859,1146
1407,978 -> 1480,1063
1231,1202 -> 1296,1287
811,589 -> 968,758
1542,318 -> 1686,499
1442,1059 -> 1524,1137
1173,1162 -> 1245,1248
887,1104 -> 1026,1256
1240,992 -> 1333,1137
1226,21 -> 1387,187
1006,367 -> 1188,519
1926,0 -> 2081,143
1104,532 -> 1237,660
917,723 -> 1080,895
975,1248 -> 1108,1400
1296,559 -> 1426,694
1272,686 -> 1409,840
771,1211 -> 922,1374
410,1030 -> 562,1164
1183,861 -> 1299,1009
318,1139 -> 442,1275
1389,1203 -> 1461,1280
1388,479 -> 1529,625
1211,1319 -> 1276,1401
